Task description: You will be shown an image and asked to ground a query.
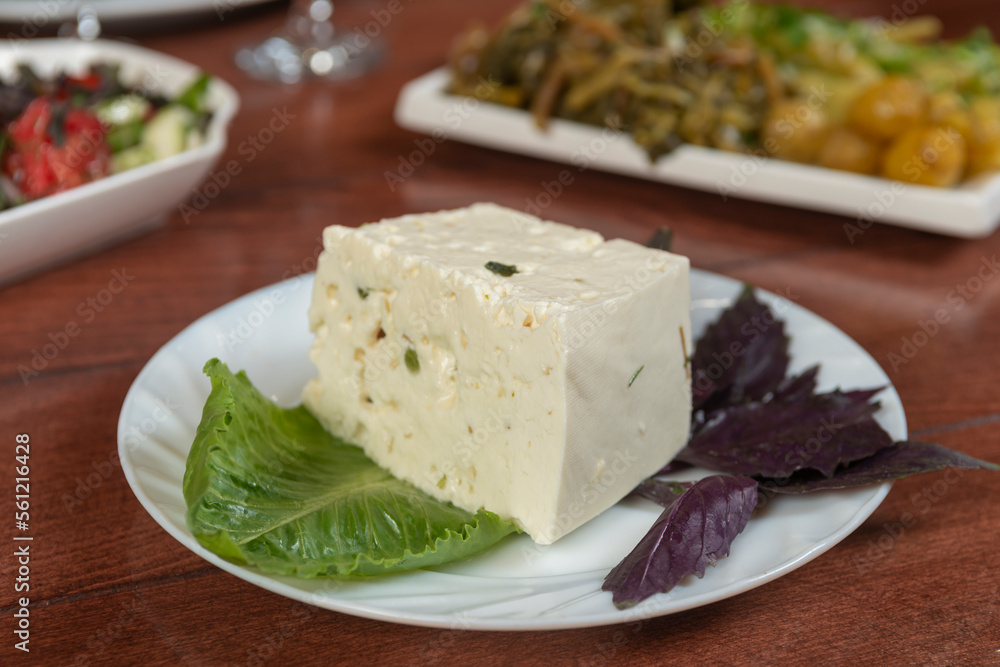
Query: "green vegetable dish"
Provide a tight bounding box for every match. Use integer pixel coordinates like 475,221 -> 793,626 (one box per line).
448,0 -> 1000,187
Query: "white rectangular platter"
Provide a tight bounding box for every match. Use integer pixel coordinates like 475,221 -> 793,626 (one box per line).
395,68 -> 1000,239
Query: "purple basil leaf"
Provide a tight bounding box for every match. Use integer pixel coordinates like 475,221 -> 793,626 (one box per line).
841,387 -> 886,404
603,475 -> 758,609
690,365 -> 823,436
632,479 -> 693,507
691,286 -> 789,413
760,441 -> 1000,494
771,365 -> 820,403
645,226 -> 674,252
678,388 -> 893,478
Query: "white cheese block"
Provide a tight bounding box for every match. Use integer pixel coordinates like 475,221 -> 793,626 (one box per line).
303,203 -> 692,544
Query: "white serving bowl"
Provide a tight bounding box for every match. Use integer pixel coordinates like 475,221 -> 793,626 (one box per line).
0,39 -> 239,287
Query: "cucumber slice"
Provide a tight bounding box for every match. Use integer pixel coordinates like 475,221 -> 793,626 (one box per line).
111,145 -> 156,173
142,105 -> 197,160
95,95 -> 152,128
106,119 -> 144,153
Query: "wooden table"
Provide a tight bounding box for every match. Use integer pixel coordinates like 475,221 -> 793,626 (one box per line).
2,0 -> 999,664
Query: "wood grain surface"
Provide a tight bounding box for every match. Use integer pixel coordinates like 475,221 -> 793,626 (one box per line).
1,1 -> 999,665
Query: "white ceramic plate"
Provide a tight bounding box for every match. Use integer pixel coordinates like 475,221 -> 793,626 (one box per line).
0,39 -> 239,287
395,68 -> 1000,239
0,0 -> 276,22
118,269 -> 902,630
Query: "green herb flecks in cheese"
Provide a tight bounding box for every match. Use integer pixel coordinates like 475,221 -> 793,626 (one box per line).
485,261 -> 518,277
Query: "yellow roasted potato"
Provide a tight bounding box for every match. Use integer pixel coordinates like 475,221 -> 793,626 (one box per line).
761,98 -> 832,163
881,125 -> 966,187
849,76 -> 927,141
817,127 -> 882,175
966,97 -> 1000,176
927,91 -> 972,141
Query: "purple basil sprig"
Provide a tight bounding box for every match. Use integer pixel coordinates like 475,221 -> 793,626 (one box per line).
678,387 -> 892,478
603,475 -> 758,609
604,284 -> 999,609
760,441 -> 1000,494
691,286 -> 789,413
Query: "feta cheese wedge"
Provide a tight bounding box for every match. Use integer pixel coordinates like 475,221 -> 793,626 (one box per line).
303,203 -> 691,544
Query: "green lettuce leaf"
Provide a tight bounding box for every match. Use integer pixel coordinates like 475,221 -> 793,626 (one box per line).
183,359 -> 516,577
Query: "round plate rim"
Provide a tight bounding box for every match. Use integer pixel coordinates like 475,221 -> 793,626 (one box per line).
118,268 -> 902,630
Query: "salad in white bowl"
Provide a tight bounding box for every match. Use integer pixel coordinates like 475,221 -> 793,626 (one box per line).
0,39 -> 239,287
